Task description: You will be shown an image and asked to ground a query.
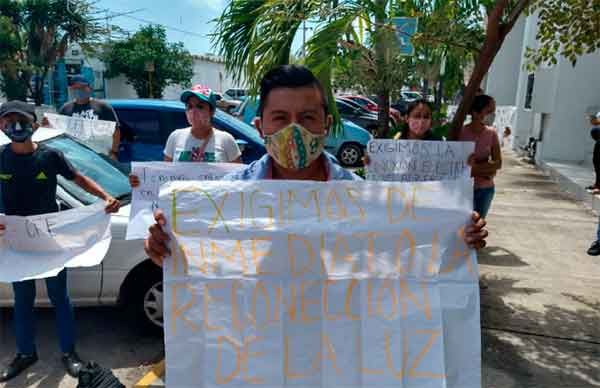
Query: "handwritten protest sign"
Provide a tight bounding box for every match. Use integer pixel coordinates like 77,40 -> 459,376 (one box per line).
44,113 -> 116,155
126,162 -> 244,240
160,179 -> 481,388
0,202 -> 111,282
447,105 -> 516,140
366,140 -> 474,182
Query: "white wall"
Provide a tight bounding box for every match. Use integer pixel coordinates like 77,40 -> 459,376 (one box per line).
512,12 -> 540,149
103,57 -> 244,100
486,17 -> 526,106
505,11 -> 600,164
538,53 -> 600,164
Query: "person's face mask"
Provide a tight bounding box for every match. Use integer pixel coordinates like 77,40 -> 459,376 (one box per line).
264,123 -> 326,170
408,118 -> 432,137
186,106 -> 212,128
73,88 -> 92,101
4,120 -> 34,143
483,112 -> 496,126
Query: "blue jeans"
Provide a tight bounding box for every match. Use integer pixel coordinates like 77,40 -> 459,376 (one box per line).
474,187 -> 496,219
11,269 -> 75,355
596,218 -> 600,241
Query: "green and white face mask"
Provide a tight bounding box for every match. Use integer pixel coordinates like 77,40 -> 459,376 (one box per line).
263,123 -> 326,170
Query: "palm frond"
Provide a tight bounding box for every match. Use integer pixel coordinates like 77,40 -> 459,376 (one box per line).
305,6 -> 364,135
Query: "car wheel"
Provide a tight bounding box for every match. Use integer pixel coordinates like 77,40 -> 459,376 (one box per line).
338,143 -> 363,167
123,262 -> 163,336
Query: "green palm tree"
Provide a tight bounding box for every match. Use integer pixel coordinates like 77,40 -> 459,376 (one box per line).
213,0 -> 534,138
213,0 -> 394,136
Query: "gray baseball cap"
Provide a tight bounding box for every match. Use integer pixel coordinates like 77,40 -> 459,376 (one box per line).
0,100 -> 37,122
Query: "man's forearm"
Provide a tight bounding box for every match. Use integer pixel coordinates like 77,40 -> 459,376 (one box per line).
74,174 -> 110,200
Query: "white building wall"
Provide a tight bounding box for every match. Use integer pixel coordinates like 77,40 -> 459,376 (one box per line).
537,53 -> 600,164
488,10 -> 600,166
103,57 -> 244,100
511,13 -> 540,150
486,17 -> 526,106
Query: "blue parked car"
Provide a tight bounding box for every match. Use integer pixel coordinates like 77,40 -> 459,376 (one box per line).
234,97 -> 372,166
107,99 -> 266,164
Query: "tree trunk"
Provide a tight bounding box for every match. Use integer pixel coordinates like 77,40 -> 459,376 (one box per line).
33,68 -> 49,106
435,78 -> 444,110
448,35 -> 503,139
376,91 -> 390,137
373,0 -> 389,138
422,79 -> 429,98
448,0 -> 532,140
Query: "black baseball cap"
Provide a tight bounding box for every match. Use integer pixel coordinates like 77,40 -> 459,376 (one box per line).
0,100 -> 37,122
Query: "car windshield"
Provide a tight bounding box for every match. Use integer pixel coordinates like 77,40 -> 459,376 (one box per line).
349,98 -> 369,107
44,136 -> 131,205
404,92 -> 421,99
214,110 -> 264,144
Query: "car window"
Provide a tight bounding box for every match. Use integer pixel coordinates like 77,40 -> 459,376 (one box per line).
349,98 -> 369,108
162,110 -> 190,136
116,109 -> 162,145
213,110 -> 263,145
44,136 -> 131,205
336,101 -> 355,115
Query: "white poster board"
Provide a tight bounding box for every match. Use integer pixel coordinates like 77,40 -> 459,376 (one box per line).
0,202 -> 112,282
366,140 -> 474,182
126,162 -> 244,240
447,105 -> 516,141
160,179 -> 481,388
44,113 -> 116,155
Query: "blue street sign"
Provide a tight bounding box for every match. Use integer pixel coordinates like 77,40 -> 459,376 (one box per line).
392,17 -> 418,56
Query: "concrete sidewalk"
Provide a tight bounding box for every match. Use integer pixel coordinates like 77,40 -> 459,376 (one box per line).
479,151 -> 600,387
539,158 -> 600,214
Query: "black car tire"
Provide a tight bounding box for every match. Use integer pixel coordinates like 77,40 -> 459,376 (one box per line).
338,142 -> 363,167
122,261 -> 164,336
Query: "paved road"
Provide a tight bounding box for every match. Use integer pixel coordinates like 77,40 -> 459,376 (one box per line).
0,306 -> 162,387
1,150 -> 599,387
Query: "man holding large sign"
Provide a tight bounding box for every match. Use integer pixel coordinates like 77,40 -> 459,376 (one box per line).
0,101 -> 121,382
144,65 -> 488,386
160,178 -> 479,387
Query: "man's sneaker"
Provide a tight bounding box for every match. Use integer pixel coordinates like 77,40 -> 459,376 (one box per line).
0,353 -> 38,382
62,351 -> 84,378
587,241 -> 600,256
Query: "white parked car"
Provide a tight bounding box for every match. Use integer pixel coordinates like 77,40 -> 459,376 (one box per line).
0,128 -> 164,334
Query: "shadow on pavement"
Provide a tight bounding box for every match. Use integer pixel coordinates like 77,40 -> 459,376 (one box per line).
480,276 -> 600,387
533,191 -> 575,201
478,246 -> 530,267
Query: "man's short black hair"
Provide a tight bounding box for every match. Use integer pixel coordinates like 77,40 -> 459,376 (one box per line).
258,65 -> 329,117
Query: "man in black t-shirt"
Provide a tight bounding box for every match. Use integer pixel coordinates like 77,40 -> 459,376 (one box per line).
42,75 -> 121,160
0,101 -> 121,382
